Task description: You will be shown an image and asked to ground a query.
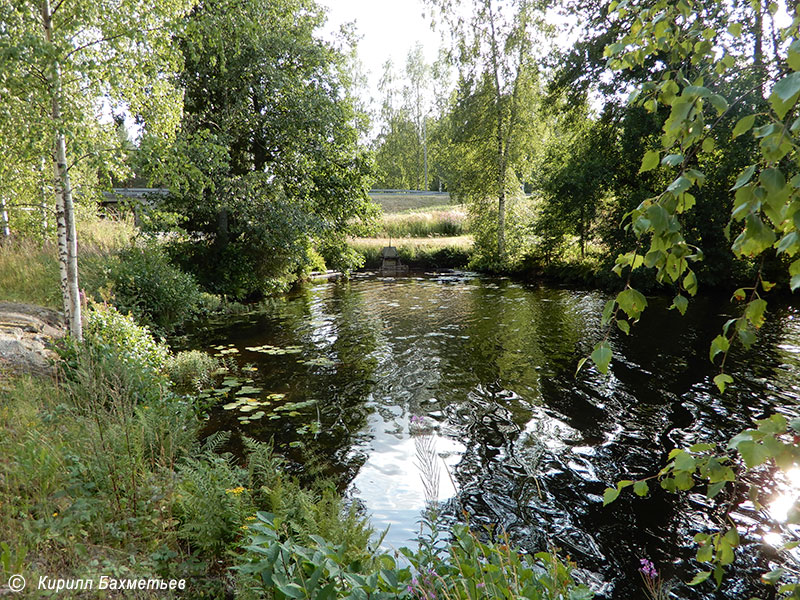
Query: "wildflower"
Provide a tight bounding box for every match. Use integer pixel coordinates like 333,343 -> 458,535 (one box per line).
52,512 -> 58,517
246,516 -> 257,521
240,525 -> 249,530
225,486 -> 246,495
639,558 -> 658,579
476,583 -> 485,589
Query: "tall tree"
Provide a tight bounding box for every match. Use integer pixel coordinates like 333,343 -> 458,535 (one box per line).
139,0 -> 375,298
426,0 -> 545,262
0,0 -> 193,339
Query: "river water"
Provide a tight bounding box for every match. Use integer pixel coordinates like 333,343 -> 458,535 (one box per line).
186,272 -> 800,598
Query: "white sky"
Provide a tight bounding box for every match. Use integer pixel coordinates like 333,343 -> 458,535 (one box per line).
318,0 -> 443,110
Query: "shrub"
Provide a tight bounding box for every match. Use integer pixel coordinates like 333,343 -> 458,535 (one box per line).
166,350 -> 220,394
84,303 -> 169,376
107,244 -> 203,333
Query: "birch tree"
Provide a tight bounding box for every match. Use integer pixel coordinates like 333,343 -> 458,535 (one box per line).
0,0 -> 194,339
426,0 -> 546,262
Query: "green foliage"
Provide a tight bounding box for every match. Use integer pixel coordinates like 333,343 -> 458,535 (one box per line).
166,350 -> 220,395
176,437 -> 373,564
0,349 -> 200,591
468,180 -> 537,271
586,0 -> 799,385
139,0 -> 376,299
580,1 -> 800,592
237,512 -> 590,600
426,0 -> 545,265
83,303 -> 170,378
604,413 -> 800,590
107,244 -> 204,333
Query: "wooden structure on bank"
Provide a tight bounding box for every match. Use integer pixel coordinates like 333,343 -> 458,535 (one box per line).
379,246 -> 408,275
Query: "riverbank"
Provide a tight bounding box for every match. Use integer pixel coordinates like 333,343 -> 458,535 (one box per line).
0,243 -> 588,599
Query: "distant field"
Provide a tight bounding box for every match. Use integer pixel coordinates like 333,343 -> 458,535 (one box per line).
370,192 -> 452,214
350,236 -> 472,251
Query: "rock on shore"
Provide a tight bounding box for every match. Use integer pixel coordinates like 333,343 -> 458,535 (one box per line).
0,302 -> 65,378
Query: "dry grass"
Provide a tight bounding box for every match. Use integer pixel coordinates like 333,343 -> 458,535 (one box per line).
370,192 -> 452,214
350,236 -> 473,250
0,217 -> 135,309
377,208 -> 467,237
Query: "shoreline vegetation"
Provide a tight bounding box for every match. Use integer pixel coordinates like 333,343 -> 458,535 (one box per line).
0,215 -> 590,598
0,202 -> 767,598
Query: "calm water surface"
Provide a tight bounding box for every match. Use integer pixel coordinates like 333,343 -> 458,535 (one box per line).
186,272 -> 800,598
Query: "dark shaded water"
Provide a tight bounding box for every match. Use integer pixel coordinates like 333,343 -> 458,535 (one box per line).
185,272 -> 800,598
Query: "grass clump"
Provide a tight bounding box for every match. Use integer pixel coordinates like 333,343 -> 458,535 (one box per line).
351,236 -> 473,269
377,208 -> 467,238
0,303 -> 379,598
166,350 -> 221,394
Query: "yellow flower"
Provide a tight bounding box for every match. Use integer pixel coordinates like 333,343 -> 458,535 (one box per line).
246,516 -> 257,521
225,486 -> 246,496
52,512 -> 58,517
240,525 -> 249,530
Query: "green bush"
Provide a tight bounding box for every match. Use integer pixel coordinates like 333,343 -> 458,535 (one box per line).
166,350 -> 220,394
107,244 -> 203,333
84,303 -> 170,376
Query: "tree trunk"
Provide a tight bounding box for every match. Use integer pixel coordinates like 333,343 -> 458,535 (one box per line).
42,0 -> 82,340
0,196 -> 10,241
486,0 -> 506,260
580,203 -> 585,258
40,157 -> 49,240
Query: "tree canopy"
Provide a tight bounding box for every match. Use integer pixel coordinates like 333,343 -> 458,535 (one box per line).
138,0 -> 376,298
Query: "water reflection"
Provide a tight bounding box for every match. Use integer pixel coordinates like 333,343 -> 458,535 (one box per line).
189,274 -> 800,598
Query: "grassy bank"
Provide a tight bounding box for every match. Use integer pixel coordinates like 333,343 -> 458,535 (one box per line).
0,219 -> 137,309
0,303 -> 589,599
353,193 -> 473,270
351,236 -> 473,269
375,207 -> 467,238
0,218 -> 248,334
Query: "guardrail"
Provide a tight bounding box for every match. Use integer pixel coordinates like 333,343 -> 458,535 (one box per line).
101,188 -> 169,203
369,189 -> 449,195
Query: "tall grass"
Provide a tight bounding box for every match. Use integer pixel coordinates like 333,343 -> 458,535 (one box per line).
0,217 -> 135,309
377,208 -> 467,238
350,236 -> 473,269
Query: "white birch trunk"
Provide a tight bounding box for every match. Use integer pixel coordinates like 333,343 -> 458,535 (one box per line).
0,196 -> 10,240
40,157 -> 49,239
42,0 -> 82,340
